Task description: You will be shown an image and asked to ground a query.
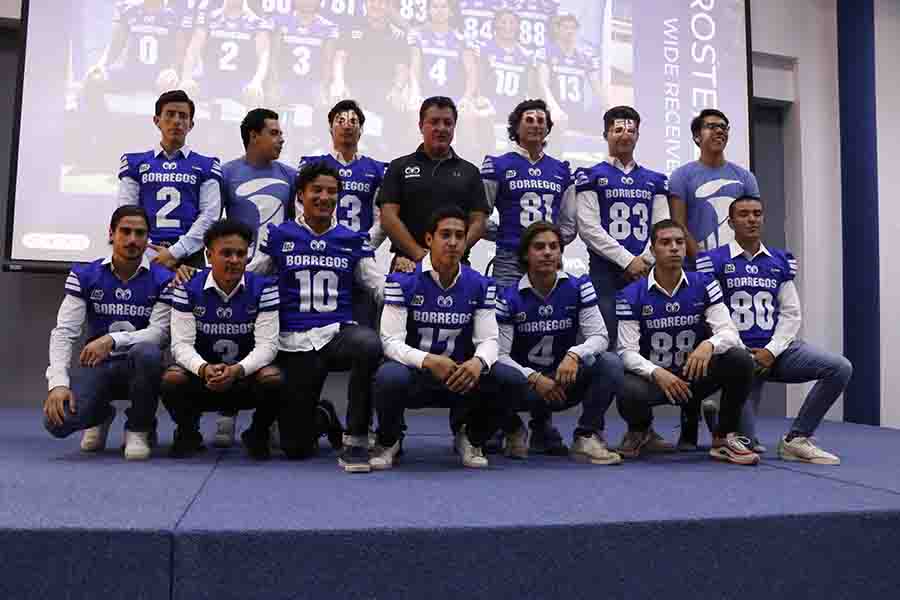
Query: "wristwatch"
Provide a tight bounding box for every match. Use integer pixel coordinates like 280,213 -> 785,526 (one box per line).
476,356 -> 489,375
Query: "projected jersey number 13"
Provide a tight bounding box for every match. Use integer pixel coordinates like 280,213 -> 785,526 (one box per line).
296,270 -> 338,312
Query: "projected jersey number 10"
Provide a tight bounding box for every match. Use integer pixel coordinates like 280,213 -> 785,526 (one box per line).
296,270 -> 339,312
495,70 -> 521,97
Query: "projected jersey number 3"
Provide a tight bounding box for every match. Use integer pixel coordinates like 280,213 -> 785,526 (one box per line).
296,270 -> 338,312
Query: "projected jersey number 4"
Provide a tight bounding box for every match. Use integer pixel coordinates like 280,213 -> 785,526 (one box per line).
219,41 -> 239,72
139,35 -> 159,66
419,327 -> 462,357
649,331 -> 696,368
296,270 -> 339,312
609,202 -> 649,241
730,290 -> 775,331
520,192 -> 554,227
527,335 -> 555,367
429,58 -> 448,87
156,186 -> 181,229
339,194 -> 362,231
213,339 -> 240,363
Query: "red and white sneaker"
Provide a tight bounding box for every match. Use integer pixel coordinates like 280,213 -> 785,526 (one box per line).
710,433 -> 760,465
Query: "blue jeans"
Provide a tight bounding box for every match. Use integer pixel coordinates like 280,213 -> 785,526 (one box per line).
491,246 -> 524,290
45,342 -> 163,437
740,340 -> 853,439
492,353 -> 624,434
588,253 -> 630,349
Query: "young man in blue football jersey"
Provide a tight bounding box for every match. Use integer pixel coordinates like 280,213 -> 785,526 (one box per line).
163,219 -> 283,459
372,205 -> 505,469
575,106 -> 670,349
118,90 -> 223,270
44,206 -> 173,461
697,197 -> 851,464
616,220 -> 760,465
493,222 -> 624,464
251,162 -> 385,472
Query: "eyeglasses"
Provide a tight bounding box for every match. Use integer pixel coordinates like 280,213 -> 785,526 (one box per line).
702,122 -> 730,132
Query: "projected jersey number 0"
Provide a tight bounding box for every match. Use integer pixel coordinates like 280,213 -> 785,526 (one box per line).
295,270 -> 339,312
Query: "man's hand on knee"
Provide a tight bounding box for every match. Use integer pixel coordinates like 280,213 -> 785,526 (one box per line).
79,335 -> 114,368
44,386 -> 75,427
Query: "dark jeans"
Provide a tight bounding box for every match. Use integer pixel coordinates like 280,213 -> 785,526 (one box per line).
374,361 -> 506,448
588,253 -> 630,349
491,353 -> 624,435
45,342 -> 163,437
161,366 -> 282,435
277,325 -> 382,454
617,348 -> 754,437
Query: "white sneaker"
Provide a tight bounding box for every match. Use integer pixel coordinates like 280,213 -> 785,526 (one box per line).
368,430 -> 377,450
214,416 -> 236,448
369,440 -> 401,470
124,430 -> 151,461
269,421 -> 280,449
504,426 -> 528,459
709,433 -> 760,466
571,433 -> 623,465
778,435 -> 840,465
455,429 -> 489,469
80,413 -> 114,452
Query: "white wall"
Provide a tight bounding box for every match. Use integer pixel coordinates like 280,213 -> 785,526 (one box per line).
750,0 -> 844,421
876,0 -> 900,428
0,0 -> 20,20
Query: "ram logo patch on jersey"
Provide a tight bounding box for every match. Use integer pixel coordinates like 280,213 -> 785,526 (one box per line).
745,264 -> 759,274
538,305 -> 554,317
139,163 -> 151,174
162,161 -> 177,170
621,176 -> 634,185
515,312 -> 527,323
411,295 -> 425,307
404,166 -> 421,177
506,169 -> 517,179
310,240 -> 327,251
642,305 -> 654,316
666,302 -> 680,313
339,168 -> 352,177
528,167 -> 542,177
216,307 -> 233,319
282,241 -> 295,253
437,295 -> 454,308
194,306 -> 206,317
90,289 -> 104,301
115,288 -> 133,301
725,263 -> 736,274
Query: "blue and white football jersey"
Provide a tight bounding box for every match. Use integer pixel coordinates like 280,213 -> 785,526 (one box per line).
481,152 -> 572,251
316,0 -> 365,28
272,12 -> 340,105
65,259 -> 174,348
119,149 -> 222,245
203,8 -> 273,98
459,0 -> 503,43
616,271 -> 724,374
261,220 -> 374,332
574,162 -> 668,258
221,157 -> 297,262
540,42 -> 602,127
696,245 -> 797,350
409,27 -> 477,101
248,0 -> 295,19
171,269 -> 279,364
297,154 -> 385,234
110,1 -> 180,86
496,273 -> 596,372
479,38 -> 534,119
511,0 -> 558,51
384,265 -> 496,363
175,0 -> 212,28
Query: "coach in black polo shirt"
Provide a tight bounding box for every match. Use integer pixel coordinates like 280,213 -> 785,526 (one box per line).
380,96 -> 489,270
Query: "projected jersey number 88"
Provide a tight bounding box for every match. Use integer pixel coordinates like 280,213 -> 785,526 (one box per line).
649,331 -> 696,368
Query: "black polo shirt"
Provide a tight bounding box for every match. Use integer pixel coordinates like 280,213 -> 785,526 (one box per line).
380,145 -> 489,257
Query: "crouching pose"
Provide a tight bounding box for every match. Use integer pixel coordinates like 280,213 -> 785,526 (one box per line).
163,219 -> 283,459
493,222 -> 624,464
44,206 -> 172,460
372,206 -> 505,470
615,220 -> 759,465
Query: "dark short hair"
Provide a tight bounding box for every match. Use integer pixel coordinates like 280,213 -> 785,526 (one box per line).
507,99 -> 554,144
419,96 -> 458,124
240,108 -> 280,149
327,99 -> 366,128
690,108 -> 729,141
517,221 -> 562,270
728,195 -> 763,218
109,205 -> 150,232
603,105 -> 641,137
155,90 -> 195,120
297,161 -> 341,193
426,205 -> 468,236
204,219 -> 254,248
650,219 -> 688,244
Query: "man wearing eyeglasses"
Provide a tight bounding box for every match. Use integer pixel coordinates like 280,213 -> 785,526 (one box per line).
668,109 -> 760,261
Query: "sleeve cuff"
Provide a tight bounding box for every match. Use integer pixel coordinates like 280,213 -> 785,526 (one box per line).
474,348 -> 496,368
168,242 -> 188,261
764,340 -> 789,359
108,332 -> 128,350
612,248 -> 637,270
47,375 -> 70,391
409,349 -> 429,369
188,356 -> 207,377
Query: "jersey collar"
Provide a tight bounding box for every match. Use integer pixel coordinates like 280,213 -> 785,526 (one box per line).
729,240 -> 772,260
647,267 -> 689,298
154,145 -> 192,160
518,271 -> 568,296
604,155 -> 637,173
422,254 -> 462,290
102,254 -> 151,281
330,150 -> 360,165
512,143 -> 544,164
204,270 -> 246,302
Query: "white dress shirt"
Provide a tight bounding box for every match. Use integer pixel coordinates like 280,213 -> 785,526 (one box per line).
617,268 -> 741,380
248,213 -> 386,352
575,156 -> 670,269
117,145 -> 223,260
381,254 -> 499,369
46,255 -> 172,391
170,272 -> 279,377
498,272 -> 609,379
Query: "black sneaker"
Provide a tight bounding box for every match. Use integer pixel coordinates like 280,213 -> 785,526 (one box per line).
241,428 -> 271,461
316,398 -> 345,451
529,422 -> 568,456
169,428 -> 205,459
338,444 -> 372,473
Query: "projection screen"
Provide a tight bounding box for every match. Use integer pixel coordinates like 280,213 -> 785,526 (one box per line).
5,0 -> 750,269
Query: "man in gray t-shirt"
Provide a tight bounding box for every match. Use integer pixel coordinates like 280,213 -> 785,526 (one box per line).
669,109 -> 759,260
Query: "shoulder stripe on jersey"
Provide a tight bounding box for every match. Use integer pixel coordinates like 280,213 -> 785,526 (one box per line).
172,288 -> 189,298
695,257 -> 714,273
261,289 -> 279,300
581,292 -> 598,304
65,273 -> 81,286
171,295 -> 190,306
259,300 -> 279,310
65,284 -> 81,294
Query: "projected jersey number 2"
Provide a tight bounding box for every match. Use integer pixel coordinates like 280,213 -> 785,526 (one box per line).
296,270 -> 338,312
219,41 -> 240,72
156,187 -> 181,229
520,193 -> 554,227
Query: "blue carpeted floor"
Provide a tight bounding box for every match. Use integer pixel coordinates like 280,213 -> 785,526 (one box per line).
3,408 -> 900,599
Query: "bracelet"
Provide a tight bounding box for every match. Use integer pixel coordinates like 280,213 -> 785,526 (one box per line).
566,351 -> 581,364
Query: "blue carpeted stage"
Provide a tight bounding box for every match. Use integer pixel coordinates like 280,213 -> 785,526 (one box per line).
3,408 -> 900,600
